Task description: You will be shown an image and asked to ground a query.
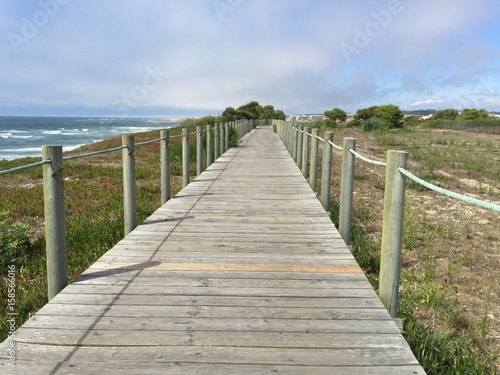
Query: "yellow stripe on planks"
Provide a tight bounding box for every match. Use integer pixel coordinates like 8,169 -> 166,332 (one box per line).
90,261 -> 363,273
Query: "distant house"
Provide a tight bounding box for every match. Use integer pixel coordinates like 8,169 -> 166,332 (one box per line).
286,114 -> 328,122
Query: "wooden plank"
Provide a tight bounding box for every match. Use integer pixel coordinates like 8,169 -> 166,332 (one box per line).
78,268 -> 369,281
5,343 -> 421,367
11,328 -> 411,349
0,361 -> 427,375
49,294 -> 384,309
72,275 -> 373,289
88,261 -> 363,273
93,257 -> 360,266
20,315 -> 400,333
57,285 -> 378,298
35,304 -> 390,320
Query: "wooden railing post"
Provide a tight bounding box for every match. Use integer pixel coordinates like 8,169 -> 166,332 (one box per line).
182,128 -> 190,187
214,124 -> 220,160
339,138 -> 356,245
301,127 -> 310,178
320,132 -> 333,210
196,125 -> 203,175
225,123 -> 229,151
379,150 -> 408,318
297,125 -> 303,169
309,128 -> 319,191
207,124 -> 213,166
122,134 -> 137,235
220,124 -> 226,156
161,129 -> 170,204
42,145 -> 67,301
220,123 -> 225,156
292,124 -> 298,161
283,122 -> 288,152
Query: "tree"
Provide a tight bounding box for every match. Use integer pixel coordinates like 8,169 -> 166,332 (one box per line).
273,109 -> 286,120
353,104 -> 403,129
432,109 -> 459,120
460,108 -> 489,120
221,102 -> 286,122
354,106 -> 377,121
324,107 -> 347,122
262,105 -> 275,120
221,107 -> 239,122
237,101 -> 263,120
373,104 -> 404,128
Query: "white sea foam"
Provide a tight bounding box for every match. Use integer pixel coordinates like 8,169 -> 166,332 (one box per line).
0,117 -> 181,160
64,144 -> 86,152
2,147 -> 40,152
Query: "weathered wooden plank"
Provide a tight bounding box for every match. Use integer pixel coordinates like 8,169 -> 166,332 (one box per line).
88,262 -> 363,274
35,304 -> 390,320
0,361 -> 427,375
12,329 -> 410,349
49,293 -> 383,309
57,285 -> 377,298
72,275 -> 373,289
5,343 -> 421,367
20,315 -> 400,333
78,268 -> 369,281
94,257 -> 360,266
106,244 -> 351,254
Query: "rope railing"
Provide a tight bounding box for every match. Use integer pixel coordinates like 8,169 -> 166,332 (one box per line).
399,167 -> 500,212
135,137 -> 164,147
0,119 -> 258,302
63,145 -> 128,161
273,119 -> 499,319
328,140 -> 343,151
349,149 -> 387,167
0,160 -> 50,176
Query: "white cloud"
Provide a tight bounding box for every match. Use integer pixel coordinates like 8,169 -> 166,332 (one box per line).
410,99 -> 443,107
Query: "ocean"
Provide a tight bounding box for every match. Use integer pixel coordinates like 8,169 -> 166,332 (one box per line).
0,117 -> 181,160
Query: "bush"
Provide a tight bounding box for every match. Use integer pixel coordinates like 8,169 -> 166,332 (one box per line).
0,212 -> 40,270
362,117 -> 388,132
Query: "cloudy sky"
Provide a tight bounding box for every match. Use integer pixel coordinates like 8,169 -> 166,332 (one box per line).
1,0 -> 500,117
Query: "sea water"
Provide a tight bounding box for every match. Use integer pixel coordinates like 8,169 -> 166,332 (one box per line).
0,117 -> 181,160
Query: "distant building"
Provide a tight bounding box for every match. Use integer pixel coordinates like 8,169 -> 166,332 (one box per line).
286,114 -> 327,122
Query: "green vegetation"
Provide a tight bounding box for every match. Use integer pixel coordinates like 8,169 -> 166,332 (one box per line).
353,104 -> 404,130
432,109 -> 460,121
362,117 -> 388,132
423,107 -> 500,134
324,107 -> 347,126
461,108 -> 489,120
220,101 -> 285,122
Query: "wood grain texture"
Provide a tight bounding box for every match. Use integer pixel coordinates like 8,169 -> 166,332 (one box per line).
0,126 -> 425,374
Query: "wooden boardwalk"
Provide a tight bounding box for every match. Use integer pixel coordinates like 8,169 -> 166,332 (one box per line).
1,126 -> 425,374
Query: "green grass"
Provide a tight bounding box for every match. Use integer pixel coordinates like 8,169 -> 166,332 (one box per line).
329,201 -> 380,287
